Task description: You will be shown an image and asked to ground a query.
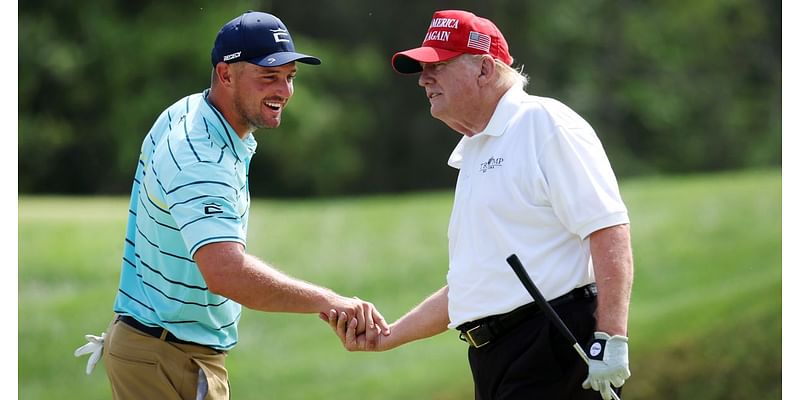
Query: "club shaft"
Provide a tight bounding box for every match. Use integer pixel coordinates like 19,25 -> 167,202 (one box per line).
572,343 -> 590,365
506,254 -> 621,400
506,254 -> 579,344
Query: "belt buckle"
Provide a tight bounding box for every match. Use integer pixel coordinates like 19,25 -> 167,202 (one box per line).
464,325 -> 489,348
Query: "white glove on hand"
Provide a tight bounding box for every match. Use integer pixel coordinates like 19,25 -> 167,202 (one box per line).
74,333 -> 106,375
582,332 -> 630,400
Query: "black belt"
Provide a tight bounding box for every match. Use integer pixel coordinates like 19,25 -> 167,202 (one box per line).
457,283 -> 597,348
118,315 -> 221,352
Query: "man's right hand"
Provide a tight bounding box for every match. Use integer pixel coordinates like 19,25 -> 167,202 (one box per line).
324,295 -> 391,338
321,286 -> 450,352
322,309 -> 393,352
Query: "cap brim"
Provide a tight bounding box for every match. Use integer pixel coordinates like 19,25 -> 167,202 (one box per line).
391,47 -> 463,74
249,52 -> 321,67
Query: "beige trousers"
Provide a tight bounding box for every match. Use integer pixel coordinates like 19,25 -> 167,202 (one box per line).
103,317 -> 229,399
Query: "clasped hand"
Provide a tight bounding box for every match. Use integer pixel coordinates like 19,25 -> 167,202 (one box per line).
319,297 -> 392,351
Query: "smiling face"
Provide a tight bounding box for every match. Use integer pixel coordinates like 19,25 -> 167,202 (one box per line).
417,55 -> 484,134
229,62 -> 296,131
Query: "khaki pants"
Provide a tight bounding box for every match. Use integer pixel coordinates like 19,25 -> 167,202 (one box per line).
103,317 -> 229,400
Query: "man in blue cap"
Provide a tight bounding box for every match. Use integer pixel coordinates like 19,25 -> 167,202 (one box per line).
74,11 -> 390,399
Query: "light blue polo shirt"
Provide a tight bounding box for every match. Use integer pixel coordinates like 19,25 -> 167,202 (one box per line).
113,89 -> 256,350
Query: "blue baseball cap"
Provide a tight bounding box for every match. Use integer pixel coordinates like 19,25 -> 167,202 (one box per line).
211,11 -> 321,67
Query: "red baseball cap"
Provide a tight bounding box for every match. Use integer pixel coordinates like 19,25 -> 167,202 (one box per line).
392,10 -> 512,74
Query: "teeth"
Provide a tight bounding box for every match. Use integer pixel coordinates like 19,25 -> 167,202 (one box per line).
267,102 -> 281,108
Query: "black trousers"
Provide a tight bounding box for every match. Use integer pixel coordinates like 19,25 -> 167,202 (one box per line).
467,297 -> 614,400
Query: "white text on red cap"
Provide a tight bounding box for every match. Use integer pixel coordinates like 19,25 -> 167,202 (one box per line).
424,18 -> 460,42
423,18 -> 458,42
429,18 -> 459,29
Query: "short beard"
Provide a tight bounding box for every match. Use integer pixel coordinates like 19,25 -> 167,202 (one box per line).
232,92 -> 265,132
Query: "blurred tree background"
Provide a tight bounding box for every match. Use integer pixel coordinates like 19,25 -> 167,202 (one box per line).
19,0 -> 781,197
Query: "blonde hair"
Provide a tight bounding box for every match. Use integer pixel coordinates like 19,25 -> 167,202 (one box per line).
494,59 -> 529,89
463,54 -> 529,90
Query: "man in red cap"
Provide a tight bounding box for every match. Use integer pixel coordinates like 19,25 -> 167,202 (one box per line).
324,9 -> 633,400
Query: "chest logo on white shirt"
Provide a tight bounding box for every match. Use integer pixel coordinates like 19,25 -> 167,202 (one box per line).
479,156 -> 504,173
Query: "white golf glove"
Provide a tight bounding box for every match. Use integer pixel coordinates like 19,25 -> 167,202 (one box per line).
74,332 -> 106,375
582,331 -> 630,400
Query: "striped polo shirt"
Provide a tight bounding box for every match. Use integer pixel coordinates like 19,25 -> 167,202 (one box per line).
113,89 -> 256,350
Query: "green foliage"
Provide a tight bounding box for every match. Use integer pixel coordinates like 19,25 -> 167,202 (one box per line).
19,1 -> 780,196
512,0 -> 781,175
620,169 -> 781,398
20,1 -> 257,192
19,169 -> 780,399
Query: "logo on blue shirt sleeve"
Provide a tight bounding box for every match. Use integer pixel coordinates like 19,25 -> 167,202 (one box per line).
203,202 -> 224,215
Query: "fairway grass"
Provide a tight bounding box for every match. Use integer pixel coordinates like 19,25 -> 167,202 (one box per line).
19,169 -> 781,399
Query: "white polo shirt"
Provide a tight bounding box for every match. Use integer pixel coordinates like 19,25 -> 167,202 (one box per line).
446,85 -> 629,329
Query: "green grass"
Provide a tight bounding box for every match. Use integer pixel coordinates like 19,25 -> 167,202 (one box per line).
18,169 -> 781,399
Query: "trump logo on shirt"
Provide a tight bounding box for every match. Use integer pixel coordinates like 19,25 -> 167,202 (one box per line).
479,156 -> 504,173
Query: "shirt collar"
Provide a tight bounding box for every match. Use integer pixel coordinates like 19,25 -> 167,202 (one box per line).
200,89 -> 257,162
474,84 -> 527,138
447,85 -> 527,169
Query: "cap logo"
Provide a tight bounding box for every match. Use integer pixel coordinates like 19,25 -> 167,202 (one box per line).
467,31 -> 491,52
270,28 -> 290,43
223,51 -> 242,61
424,17 -> 459,43
424,30 -> 450,42
429,17 -> 459,29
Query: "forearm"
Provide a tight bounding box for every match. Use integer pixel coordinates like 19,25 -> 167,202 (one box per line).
235,253 -> 337,313
382,286 -> 450,350
197,243 -> 337,314
590,224 -> 634,336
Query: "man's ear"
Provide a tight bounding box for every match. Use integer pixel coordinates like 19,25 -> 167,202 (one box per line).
214,62 -> 234,87
477,56 -> 496,86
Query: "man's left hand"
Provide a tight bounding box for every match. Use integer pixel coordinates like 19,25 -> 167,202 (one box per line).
581,331 -> 630,400
74,332 -> 106,375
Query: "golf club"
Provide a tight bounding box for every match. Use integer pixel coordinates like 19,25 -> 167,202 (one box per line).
506,254 -> 622,400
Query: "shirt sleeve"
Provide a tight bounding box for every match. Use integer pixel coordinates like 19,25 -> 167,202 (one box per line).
163,161 -> 246,257
539,119 -> 629,239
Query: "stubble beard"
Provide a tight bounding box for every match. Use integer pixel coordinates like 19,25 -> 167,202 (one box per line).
233,91 -> 279,132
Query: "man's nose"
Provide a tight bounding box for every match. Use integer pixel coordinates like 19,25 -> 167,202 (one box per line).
418,67 -> 433,87
276,78 -> 293,97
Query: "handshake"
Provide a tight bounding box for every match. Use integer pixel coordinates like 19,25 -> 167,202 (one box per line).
318,295 -> 395,352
